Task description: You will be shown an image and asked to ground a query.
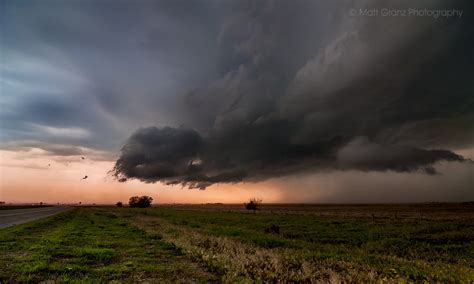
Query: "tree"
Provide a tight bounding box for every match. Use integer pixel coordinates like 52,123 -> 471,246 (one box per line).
116,201 -> 123,207
244,198 -> 262,213
129,196 -> 153,208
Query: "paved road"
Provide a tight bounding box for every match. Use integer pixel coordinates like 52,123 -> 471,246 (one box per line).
0,206 -> 72,229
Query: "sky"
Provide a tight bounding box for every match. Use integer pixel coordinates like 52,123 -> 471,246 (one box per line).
0,0 -> 473,204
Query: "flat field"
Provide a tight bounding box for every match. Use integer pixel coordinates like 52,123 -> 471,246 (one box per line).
1,203 -> 473,282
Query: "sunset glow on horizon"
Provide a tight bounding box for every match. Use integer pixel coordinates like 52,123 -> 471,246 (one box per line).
0,149 -> 287,204
2,146 -> 473,204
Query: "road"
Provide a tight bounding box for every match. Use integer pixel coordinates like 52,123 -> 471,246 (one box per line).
0,206 -> 72,229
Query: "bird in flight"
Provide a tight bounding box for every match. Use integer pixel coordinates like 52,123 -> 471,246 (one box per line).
82,175 -> 88,180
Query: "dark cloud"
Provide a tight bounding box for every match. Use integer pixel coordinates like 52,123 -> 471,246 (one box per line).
2,0 -> 472,192
112,127 -> 468,188
0,0 -> 224,151
336,137 -> 467,174
274,162 -> 474,203
113,0 -> 474,189
112,127 -> 202,181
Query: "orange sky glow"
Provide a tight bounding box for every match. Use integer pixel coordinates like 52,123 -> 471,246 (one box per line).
1,147 -> 473,204
0,149 -> 289,204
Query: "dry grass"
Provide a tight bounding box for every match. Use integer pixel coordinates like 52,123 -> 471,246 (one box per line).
109,203 -> 474,282
115,212 -> 391,282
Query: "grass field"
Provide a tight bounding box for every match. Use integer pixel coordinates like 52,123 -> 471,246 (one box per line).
1,203 -> 473,282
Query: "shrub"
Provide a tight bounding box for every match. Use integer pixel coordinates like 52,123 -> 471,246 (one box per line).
244,198 -> 262,212
264,224 -> 280,234
116,201 -> 123,207
129,196 -> 153,208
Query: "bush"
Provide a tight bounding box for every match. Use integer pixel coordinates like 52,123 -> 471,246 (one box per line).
116,201 -> 123,207
244,198 -> 262,212
264,224 -> 280,234
129,196 -> 153,208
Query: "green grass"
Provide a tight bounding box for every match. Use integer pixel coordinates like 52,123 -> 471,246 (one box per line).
1,205 -> 473,282
111,205 -> 474,282
0,208 -> 217,282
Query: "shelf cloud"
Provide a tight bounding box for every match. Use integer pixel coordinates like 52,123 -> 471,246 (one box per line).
112,0 -> 474,188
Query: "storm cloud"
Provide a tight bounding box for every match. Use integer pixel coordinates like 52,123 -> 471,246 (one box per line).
112,0 -> 473,189
1,0 -> 472,191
